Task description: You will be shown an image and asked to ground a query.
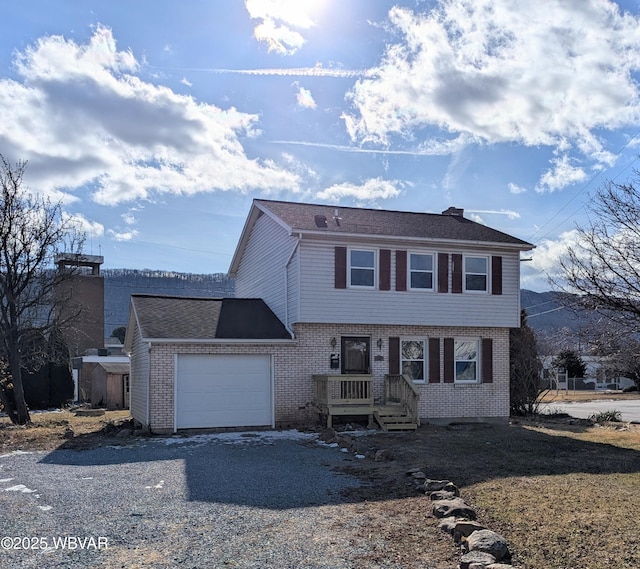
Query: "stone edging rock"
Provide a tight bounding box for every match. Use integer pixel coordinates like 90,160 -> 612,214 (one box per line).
408,467 -> 516,569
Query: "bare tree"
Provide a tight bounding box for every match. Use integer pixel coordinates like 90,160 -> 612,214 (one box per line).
555,173 -> 640,332
0,155 -> 84,425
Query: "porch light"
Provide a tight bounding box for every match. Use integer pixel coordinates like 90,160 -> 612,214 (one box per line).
330,337 -> 337,350
377,338 -> 383,350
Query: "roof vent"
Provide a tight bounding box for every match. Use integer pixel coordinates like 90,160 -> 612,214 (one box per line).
333,209 -> 341,227
314,215 -> 328,228
441,207 -> 464,217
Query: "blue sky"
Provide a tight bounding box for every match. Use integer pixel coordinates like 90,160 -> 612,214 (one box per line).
3,0 -> 640,291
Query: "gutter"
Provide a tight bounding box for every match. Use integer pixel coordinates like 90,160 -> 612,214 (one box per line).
283,233 -> 301,338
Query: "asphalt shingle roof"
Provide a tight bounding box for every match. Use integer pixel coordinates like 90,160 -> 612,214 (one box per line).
256,199 -> 533,248
131,295 -> 291,340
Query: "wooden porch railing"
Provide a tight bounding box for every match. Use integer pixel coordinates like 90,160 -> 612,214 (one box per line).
313,375 -> 374,407
384,374 -> 420,426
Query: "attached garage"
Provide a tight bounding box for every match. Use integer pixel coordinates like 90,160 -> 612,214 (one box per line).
125,295 -> 293,433
176,354 -> 273,429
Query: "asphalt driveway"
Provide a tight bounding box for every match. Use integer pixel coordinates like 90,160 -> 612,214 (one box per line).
0,431 -> 368,569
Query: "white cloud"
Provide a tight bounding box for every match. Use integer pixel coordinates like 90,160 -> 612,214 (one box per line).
107,228 -> 139,242
121,212 -> 136,225
61,212 -> 104,237
316,177 -> 402,203
508,182 -> 527,194
296,86 -> 316,109
245,0 -> 323,55
180,77 -> 192,87
344,1 -> 640,190
467,209 -> 521,220
536,155 -> 587,193
0,26 -> 300,205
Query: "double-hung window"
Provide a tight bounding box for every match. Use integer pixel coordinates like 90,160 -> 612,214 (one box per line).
464,256 -> 488,292
409,253 -> 434,290
455,339 -> 479,383
401,339 -> 425,382
349,249 -> 376,288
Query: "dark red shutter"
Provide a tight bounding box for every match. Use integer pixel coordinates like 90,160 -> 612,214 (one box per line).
438,253 -> 449,293
444,338 -> 454,383
452,254 -> 463,293
389,337 -> 400,374
335,246 -> 347,289
428,338 -> 440,383
491,256 -> 503,295
380,249 -> 391,291
395,250 -> 407,291
482,338 -> 493,383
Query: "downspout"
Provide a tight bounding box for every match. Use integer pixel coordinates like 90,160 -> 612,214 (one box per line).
284,234 -> 301,338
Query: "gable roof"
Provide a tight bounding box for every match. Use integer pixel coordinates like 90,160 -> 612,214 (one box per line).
230,199 -> 534,275
257,199 -> 533,245
127,295 -> 292,342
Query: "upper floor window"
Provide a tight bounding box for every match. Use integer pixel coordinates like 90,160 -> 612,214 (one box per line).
409,253 -> 434,290
464,256 -> 488,292
455,339 -> 479,383
401,338 -> 425,382
349,249 -> 376,288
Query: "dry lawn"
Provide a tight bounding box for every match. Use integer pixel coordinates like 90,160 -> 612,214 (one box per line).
2,408 -> 640,568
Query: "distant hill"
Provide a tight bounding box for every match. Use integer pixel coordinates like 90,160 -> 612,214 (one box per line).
104,269 -> 234,336
102,271 -> 598,354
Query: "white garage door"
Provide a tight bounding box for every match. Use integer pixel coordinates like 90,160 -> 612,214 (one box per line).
176,354 -> 272,429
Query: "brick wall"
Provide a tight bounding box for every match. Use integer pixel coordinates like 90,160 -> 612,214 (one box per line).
142,324 -> 510,431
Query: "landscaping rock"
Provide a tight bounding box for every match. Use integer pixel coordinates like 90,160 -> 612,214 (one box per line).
411,471 -> 427,479
437,517 -> 459,535
464,529 -> 510,561
429,490 -> 458,501
486,564 -> 516,569
453,521 -> 487,543
406,467 -> 423,475
374,448 -> 395,461
459,550 -> 497,569
431,498 -> 477,519
423,479 -> 452,492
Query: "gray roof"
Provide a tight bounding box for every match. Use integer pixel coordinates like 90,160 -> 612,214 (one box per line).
255,199 -> 534,248
98,362 -> 130,374
130,295 -> 291,340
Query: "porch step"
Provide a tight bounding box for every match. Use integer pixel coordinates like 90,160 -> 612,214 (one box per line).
374,408 -> 418,432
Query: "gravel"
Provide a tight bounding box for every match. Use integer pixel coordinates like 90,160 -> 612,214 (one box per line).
0,431 -> 372,568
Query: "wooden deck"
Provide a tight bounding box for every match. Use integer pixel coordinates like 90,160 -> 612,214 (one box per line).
313,374 -> 420,431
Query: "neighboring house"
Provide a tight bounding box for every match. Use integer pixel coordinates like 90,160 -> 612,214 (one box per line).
541,355 -> 635,391
125,199 -> 534,433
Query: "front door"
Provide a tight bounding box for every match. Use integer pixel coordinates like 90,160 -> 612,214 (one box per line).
341,336 -> 370,374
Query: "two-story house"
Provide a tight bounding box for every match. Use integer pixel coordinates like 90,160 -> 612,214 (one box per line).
125,199 -> 534,433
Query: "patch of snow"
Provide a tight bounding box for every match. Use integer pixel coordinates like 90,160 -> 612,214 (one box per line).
157,429 -> 318,447
340,448 -> 349,453
316,441 -> 339,448
0,478 -> 14,483
355,454 -> 365,459
145,480 -> 164,489
5,484 -> 37,493
38,505 -> 52,511
0,449 -> 33,459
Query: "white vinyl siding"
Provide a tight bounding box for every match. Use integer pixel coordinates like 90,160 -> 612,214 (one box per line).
297,240 -> 522,328
129,324 -> 150,428
234,213 -> 298,324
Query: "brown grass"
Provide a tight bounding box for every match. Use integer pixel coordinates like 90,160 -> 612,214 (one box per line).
538,389 -> 639,403
343,417 -> 640,568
